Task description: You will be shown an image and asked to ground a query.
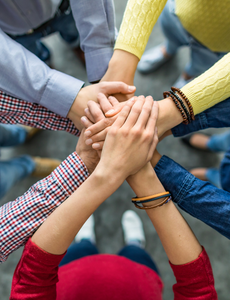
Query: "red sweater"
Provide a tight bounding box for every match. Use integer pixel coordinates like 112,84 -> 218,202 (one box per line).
10,239 -> 217,299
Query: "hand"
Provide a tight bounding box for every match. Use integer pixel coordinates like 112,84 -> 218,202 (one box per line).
76,129 -> 100,174
96,96 -> 159,180
67,81 -> 136,130
83,94 -> 136,150
100,50 -> 139,102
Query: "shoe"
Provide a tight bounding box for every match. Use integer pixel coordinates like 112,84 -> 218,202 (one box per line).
181,133 -> 210,151
173,74 -> 193,89
121,210 -> 145,248
20,125 -> 41,141
137,44 -> 173,74
31,157 -> 61,177
75,215 -> 95,243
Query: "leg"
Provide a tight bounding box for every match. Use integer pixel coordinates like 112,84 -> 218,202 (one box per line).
50,10 -> 79,46
118,245 -> 160,276
160,0 -> 189,55
220,148 -> 230,192
185,40 -> 226,78
207,130 -> 230,152
59,239 -> 99,266
0,156 -> 35,199
0,124 -> 27,147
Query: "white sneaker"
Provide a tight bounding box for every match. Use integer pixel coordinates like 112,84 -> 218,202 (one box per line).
75,215 -> 95,243
173,74 -> 193,89
121,210 -> 146,248
137,44 -> 174,74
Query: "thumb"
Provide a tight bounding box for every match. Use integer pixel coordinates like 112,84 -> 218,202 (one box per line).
102,81 -> 136,95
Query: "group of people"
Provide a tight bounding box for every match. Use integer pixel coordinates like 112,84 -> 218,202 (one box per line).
1,0 -> 230,298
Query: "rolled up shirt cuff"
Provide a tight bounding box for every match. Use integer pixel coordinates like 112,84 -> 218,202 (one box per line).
40,69 -> 84,117
85,47 -> 113,83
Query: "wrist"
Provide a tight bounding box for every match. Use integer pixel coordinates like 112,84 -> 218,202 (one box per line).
157,97 -> 183,136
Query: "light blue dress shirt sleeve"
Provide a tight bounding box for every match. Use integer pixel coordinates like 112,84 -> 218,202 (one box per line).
0,29 -> 84,117
70,0 -> 116,82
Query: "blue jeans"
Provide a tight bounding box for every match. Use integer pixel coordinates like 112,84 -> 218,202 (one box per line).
172,97 -> 230,193
160,0 -> 226,77
10,9 -> 79,62
0,124 -> 35,199
59,240 -> 160,276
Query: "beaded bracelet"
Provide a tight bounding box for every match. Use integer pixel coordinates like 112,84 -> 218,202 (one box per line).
163,91 -> 188,124
171,86 -> 195,121
133,196 -> 172,210
169,91 -> 192,123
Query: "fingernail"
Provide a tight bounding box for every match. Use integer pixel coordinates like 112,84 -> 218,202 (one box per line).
84,108 -> 89,114
84,130 -> 91,137
85,138 -> 93,145
81,116 -> 87,124
128,86 -> 136,92
92,143 -> 100,149
106,109 -> 115,115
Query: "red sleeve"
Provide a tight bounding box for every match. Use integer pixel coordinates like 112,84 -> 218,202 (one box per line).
170,247 -> 217,299
10,238 -> 65,300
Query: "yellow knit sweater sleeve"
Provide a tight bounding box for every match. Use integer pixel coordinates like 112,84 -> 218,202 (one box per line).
115,0 -> 167,59
181,53 -> 230,115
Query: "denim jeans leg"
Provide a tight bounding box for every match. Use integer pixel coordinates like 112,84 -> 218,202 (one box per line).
185,40 -> 227,77
0,155 -> 35,199
207,130 -> 230,152
0,124 -> 28,147
59,239 -> 99,267
117,245 -> 160,276
159,0 -> 189,55
50,10 -> 79,46
220,147 -> 230,192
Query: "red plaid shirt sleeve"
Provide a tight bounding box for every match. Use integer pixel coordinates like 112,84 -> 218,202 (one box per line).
0,91 -> 80,136
0,152 -> 89,263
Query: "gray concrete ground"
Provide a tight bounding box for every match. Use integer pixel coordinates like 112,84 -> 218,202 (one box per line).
1,1 -> 230,299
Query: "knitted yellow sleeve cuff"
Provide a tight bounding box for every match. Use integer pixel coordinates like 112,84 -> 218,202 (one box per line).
181,53 -> 230,115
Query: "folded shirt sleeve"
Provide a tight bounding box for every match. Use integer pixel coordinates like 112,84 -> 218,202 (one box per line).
0,90 -> 80,136
154,155 -> 230,240
170,247 -> 217,299
10,238 -> 65,300
0,152 -> 89,263
0,29 -> 84,117
70,0 -> 115,82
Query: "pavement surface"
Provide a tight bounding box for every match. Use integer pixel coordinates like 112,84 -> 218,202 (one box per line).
1,1 -> 230,299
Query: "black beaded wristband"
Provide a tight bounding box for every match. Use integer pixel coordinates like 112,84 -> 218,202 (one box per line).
169,91 -> 192,123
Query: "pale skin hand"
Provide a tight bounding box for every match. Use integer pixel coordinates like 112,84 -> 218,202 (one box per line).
100,49 -> 139,102
31,95 -> 158,255
82,94 -> 183,150
67,81 -> 136,130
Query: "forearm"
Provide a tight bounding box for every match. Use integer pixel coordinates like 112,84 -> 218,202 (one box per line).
0,152 -> 89,263
0,91 -> 80,135
127,164 -> 202,265
0,29 -> 84,117
154,155 -> 230,239
32,168 -> 123,255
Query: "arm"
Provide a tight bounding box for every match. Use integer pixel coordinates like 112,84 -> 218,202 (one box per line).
70,0 -> 116,83
0,91 -> 79,136
10,96 -> 158,299
127,162 -> 217,298
0,29 -> 84,118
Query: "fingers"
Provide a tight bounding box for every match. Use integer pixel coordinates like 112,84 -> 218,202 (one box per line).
122,96 -> 145,128
81,116 -> 94,129
85,128 -> 108,146
146,101 -> 159,132
85,118 -> 113,137
92,141 -> 104,151
87,101 -> 104,123
97,93 -> 113,114
105,96 -> 136,117
101,81 -> 136,96
134,96 -> 154,129
108,96 -> 119,106
112,104 -> 132,129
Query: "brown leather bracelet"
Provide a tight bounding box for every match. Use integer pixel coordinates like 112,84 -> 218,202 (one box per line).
134,196 -> 171,210
171,86 -> 195,121
163,91 -> 188,124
